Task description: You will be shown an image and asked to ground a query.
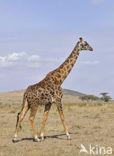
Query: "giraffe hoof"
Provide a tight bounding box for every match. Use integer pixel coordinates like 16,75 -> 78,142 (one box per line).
33,137 -> 41,142
12,138 -> 18,143
41,137 -> 45,141
67,135 -> 71,140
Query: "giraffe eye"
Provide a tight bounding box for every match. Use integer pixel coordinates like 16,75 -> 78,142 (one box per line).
81,44 -> 83,47
85,42 -> 88,46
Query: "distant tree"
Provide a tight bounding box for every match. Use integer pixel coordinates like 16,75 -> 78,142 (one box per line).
80,95 -> 88,101
100,92 -> 112,102
80,95 -> 99,102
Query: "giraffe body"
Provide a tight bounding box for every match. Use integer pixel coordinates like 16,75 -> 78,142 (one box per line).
24,78 -> 63,107
12,37 -> 93,142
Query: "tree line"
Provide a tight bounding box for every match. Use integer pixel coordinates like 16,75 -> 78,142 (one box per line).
80,92 -> 112,102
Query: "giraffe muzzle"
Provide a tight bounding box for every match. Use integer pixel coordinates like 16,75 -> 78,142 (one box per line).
89,47 -> 93,51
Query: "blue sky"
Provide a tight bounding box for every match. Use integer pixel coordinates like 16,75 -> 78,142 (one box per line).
0,0 -> 114,99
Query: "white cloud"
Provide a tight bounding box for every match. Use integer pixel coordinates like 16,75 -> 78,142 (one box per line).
80,60 -> 100,65
0,56 -> 6,62
0,52 -> 100,68
0,52 -> 27,67
0,52 -> 41,68
28,55 -> 40,61
91,0 -> 105,5
7,52 -> 26,61
0,56 -> 14,67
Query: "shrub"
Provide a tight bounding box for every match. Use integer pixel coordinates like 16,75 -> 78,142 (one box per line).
80,95 -> 99,102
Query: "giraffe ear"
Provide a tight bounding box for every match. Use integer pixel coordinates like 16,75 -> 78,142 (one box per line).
79,37 -> 83,42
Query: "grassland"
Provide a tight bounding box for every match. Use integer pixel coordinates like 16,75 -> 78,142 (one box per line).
0,91 -> 114,156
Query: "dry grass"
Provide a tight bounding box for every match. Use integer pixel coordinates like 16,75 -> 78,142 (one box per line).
0,100 -> 114,156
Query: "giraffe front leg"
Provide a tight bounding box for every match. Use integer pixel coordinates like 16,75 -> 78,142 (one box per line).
40,104 -> 51,141
56,102 -> 71,140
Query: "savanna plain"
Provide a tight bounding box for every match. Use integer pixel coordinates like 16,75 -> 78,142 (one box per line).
0,90 -> 114,156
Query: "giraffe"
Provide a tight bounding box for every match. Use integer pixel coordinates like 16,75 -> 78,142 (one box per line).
12,37 -> 93,143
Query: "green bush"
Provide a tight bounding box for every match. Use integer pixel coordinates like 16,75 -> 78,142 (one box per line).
80,95 -> 99,102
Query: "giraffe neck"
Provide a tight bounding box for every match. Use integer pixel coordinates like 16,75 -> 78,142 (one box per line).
49,43 -> 80,84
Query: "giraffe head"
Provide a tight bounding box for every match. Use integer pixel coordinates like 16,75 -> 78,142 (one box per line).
78,37 -> 93,51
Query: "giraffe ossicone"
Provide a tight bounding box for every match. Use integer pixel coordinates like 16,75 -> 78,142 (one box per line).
12,37 -> 93,143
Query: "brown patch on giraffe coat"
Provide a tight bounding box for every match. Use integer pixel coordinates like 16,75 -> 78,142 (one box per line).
66,65 -> 70,69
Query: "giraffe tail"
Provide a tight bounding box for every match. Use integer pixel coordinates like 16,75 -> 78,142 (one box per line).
16,112 -> 22,130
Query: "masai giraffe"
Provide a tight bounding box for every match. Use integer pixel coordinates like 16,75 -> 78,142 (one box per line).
12,37 -> 93,143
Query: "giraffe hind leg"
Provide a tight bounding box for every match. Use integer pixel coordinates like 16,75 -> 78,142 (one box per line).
12,103 -> 29,143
